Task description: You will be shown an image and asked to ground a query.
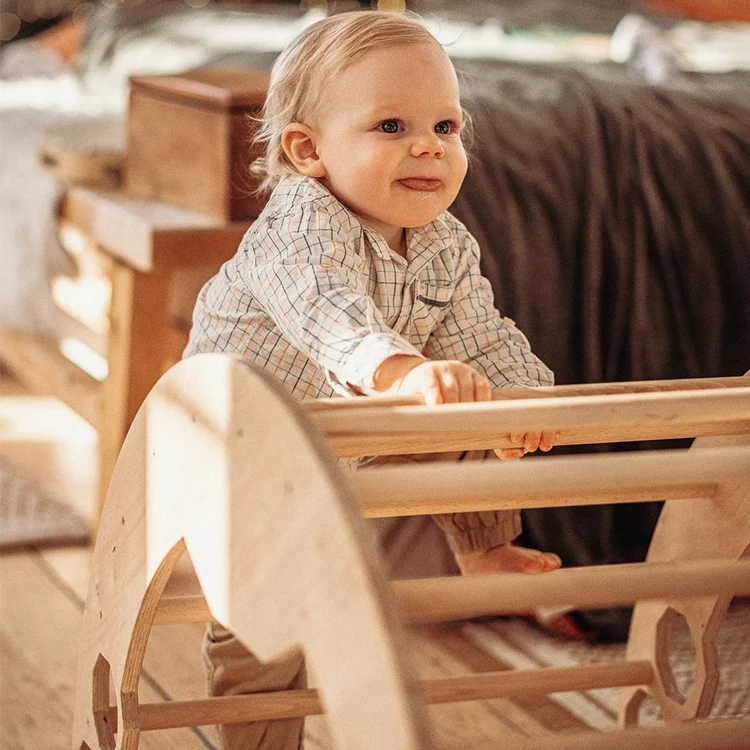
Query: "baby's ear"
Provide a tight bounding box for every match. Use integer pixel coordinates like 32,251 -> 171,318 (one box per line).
281,123 -> 326,178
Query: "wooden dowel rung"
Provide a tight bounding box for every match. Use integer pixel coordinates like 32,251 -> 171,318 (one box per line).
304,377 -> 750,412
394,559 -> 750,624
154,559 -> 750,626
314,388 -> 750,435
311,387 -> 750,456
352,447 -> 749,517
107,660 -> 653,731
420,660 -> 654,704
328,421 -> 750,456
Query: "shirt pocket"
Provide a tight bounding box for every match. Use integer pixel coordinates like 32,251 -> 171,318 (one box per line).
409,280 -> 455,343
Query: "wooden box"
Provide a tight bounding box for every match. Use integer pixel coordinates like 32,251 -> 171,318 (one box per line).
126,67 -> 270,221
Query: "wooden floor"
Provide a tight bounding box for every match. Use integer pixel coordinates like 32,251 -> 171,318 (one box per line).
0,370 -> 586,750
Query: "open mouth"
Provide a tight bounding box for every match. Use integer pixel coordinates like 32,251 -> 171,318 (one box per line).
398,178 -> 442,192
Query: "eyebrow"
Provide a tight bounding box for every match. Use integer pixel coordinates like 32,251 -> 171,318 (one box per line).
363,106 -> 464,121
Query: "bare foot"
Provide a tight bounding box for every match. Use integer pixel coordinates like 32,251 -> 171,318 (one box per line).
455,545 -> 562,575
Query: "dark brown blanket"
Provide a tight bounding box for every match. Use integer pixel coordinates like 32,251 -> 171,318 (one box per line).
451,62 -> 750,639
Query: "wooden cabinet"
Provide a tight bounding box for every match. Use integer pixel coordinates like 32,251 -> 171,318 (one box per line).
126,67 -> 270,221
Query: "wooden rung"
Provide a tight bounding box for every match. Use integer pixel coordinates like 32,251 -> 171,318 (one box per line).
394,558 -> 750,623
512,715 -> 750,750
107,660 -> 653,730
311,387 -> 750,456
154,558 -> 750,626
304,376 -> 750,412
352,446 -> 749,517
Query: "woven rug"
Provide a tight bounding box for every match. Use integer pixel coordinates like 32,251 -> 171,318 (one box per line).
464,600 -> 750,729
0,460 -> 90,550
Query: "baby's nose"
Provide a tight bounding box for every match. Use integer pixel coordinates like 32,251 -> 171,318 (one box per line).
411,133 -> 445,158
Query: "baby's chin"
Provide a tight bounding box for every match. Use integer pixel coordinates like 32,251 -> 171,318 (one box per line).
382,198 -> 446,225
395,207 -> 450,229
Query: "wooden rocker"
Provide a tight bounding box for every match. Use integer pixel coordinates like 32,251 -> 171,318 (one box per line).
72,354 -> 750,749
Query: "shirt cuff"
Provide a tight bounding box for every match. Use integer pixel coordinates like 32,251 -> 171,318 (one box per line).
327,332 -> 424,396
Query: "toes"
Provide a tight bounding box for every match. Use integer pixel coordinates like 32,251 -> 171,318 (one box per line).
519,556 -> 548,573
518,550 -> 562,574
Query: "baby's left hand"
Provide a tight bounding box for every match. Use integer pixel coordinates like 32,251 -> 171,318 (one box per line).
495,431 -> 558,460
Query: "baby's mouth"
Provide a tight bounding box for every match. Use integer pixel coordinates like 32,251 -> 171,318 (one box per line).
399,178 -> 441,192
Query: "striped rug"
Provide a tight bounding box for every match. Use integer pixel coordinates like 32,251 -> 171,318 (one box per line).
0,459 -> 89,550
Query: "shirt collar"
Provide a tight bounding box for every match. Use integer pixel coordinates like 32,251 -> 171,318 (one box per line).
405,214 -> 454,279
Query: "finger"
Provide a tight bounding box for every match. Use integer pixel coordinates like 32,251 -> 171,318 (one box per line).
540,430 -> 558,452
524,431 -> 542,453
474,374 -> 492,402
496,447 -> 525,461
509,432 -> 525,444
439,370 -> 459,403
421,380 -> 443,406
455,367 -> 475,402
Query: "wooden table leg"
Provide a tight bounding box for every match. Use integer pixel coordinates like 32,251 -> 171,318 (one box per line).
97,259 -> 175,519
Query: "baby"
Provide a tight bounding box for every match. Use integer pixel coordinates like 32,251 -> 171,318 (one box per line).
185,11 -> 560,749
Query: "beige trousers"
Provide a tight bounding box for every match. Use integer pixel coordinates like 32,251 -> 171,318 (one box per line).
202,450 -> 521,750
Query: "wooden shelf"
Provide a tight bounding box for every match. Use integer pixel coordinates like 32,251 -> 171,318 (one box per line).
0,326 -> 100,428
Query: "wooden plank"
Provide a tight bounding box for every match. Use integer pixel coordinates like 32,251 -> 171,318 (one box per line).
0,327 -> 99,428
60,186 -> 248,272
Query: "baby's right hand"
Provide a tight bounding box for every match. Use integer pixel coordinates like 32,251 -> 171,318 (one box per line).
397,360 -> 493,405
374,355 -> 492,406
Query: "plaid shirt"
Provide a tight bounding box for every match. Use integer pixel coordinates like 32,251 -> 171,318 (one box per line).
184,174 -> 553,399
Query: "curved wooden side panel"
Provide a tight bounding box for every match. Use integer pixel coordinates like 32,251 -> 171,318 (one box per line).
620,431 -> 750,725
71,353 -> 432,750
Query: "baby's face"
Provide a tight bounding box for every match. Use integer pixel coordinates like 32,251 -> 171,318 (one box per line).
312,40 -> 468,245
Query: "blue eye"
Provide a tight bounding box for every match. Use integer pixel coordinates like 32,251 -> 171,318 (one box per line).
378,120 -> 400,133
435,121 -> 454,135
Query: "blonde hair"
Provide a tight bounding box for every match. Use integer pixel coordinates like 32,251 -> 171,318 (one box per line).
251,11 -> 442,194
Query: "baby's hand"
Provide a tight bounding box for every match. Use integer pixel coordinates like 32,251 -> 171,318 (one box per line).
373,355 -> 492,405
495,430 -> 558,460
396,360 -> 493,405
